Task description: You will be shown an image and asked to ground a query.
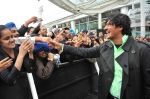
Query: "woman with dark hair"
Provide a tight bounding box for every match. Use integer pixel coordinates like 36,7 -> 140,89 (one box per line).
0,25 -> 34,99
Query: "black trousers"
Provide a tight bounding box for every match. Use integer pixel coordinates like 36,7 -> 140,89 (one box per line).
107,93 -> 119,99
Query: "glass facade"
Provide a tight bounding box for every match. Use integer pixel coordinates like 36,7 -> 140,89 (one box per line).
69,0 -> 107,5
52,1 -> 150,37
101,9 -> 120,28
57,14 -> 98,33
129,2 -> 150,37
75,14 -> 98,33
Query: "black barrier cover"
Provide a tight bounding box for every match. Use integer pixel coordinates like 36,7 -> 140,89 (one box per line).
33,59 -> 98,99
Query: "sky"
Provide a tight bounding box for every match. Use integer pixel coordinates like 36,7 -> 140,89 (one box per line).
0,0 -> 72,28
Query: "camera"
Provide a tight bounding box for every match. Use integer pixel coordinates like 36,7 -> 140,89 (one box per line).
14,36 -> 35,44
36,18 -> 43,23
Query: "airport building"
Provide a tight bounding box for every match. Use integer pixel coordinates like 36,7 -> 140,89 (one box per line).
45,0 -> 150,37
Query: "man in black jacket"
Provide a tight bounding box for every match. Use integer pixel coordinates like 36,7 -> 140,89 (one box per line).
50,13 -> 150,99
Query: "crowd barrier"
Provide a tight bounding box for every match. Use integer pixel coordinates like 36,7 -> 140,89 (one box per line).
33,59 -> 98,99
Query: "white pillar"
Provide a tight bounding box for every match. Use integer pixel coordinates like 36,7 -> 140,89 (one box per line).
37,0 -> 43,19
70,20 -> 76,34
121,7 -> 128,15
140,0 -> 146,37
56,25 -> 58,28
132,3 -> 134,9
98,13 -> 102,29
27,73 -> 38,99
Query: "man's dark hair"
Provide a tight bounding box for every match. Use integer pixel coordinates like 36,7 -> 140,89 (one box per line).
64,27 -> 70,30
82,30 -> 88,34
107,13 -> 132,36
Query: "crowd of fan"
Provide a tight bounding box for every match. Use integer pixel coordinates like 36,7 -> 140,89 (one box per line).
1,16 -> 150,76
0,16 -> 150,99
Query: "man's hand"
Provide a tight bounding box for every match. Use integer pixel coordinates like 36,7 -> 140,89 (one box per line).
48,40 -> 63,52
35,37 -> 63,52
47,53 -> 54,61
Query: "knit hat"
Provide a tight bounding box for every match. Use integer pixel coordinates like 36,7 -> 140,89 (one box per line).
5,22 -> 17,30
34,42 -> 50,53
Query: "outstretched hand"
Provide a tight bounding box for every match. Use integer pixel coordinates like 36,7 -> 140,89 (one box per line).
48,40 -> 63,52
35,37 -> 63,52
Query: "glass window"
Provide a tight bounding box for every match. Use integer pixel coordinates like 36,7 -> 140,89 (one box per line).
134,3 -> 140,8
146,26 -> 150,31
75,24 -> 80,33
147,0 -> 150,4
102,9 -> 120,18
89,21 -> 98,30
58,24 -> 62,28
80,23 -> 87,31
146,26 -> 150,37
79,18 -> 87,23
69,0 -> 106,5
89,14 -> 98,21
136,27 -> 141,31
135,19 -> 140,23
131,27 -> 136,31
128,5 -> 132,10
52,25 -> 56,28
63,23 -> 66,28
75,19 -> 80,24
69,0 -> 91,5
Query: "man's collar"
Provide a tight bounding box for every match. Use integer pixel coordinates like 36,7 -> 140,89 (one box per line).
106,36 -> 134,52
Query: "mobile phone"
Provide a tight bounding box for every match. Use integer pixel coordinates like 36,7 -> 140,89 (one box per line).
14,37 -> 35,44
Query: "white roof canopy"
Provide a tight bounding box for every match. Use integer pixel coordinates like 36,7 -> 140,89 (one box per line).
49,0 -> 131,14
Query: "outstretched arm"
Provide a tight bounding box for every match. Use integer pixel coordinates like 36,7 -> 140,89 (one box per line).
49,40 -> 101,58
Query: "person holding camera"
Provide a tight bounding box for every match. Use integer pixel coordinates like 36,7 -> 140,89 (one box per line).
48,13 -> 150,99
5,16 -> 38,37
0,25 -> 34,99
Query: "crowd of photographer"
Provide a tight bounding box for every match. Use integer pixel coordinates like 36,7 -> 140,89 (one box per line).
0,15 -> 150,99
